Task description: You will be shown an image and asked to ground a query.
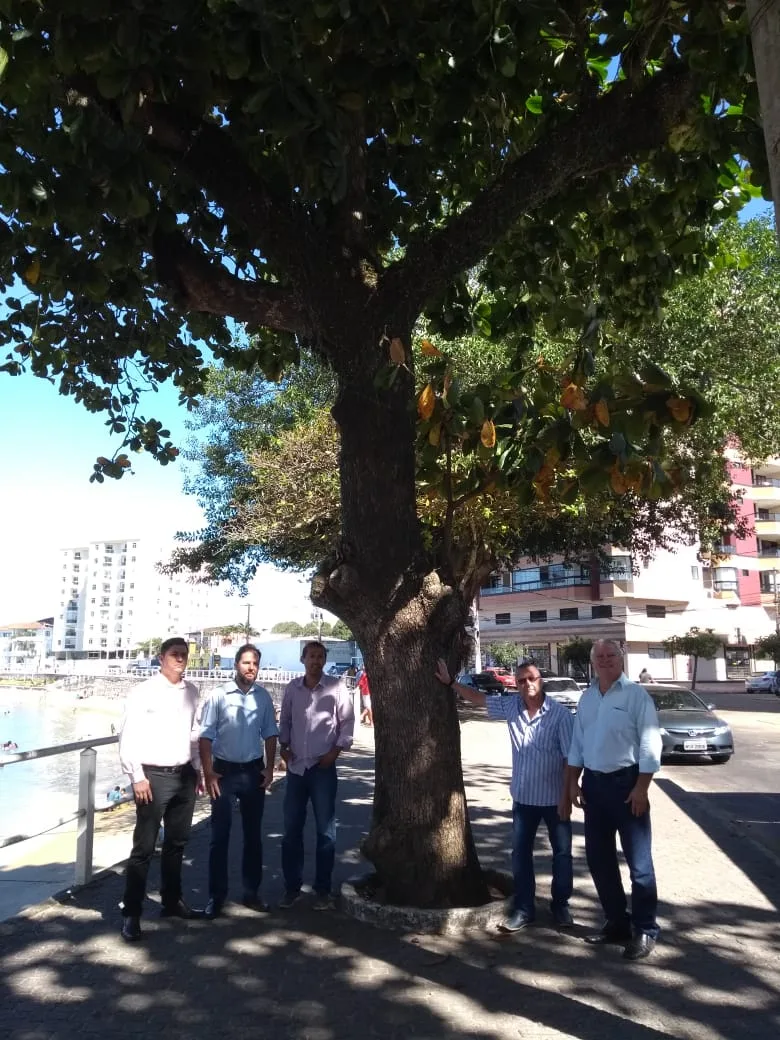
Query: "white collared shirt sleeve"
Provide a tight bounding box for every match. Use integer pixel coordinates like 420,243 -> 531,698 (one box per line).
336,679 -> 355,749
119,685 -> 148,784
567,701 -> 585,768
636,689 -> 663,773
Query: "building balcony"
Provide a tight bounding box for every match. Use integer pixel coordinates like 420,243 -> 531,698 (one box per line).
743,484 -> 780,506
481,557 -> 632,598
756,520 -> 780,538
481,575 -> 592,595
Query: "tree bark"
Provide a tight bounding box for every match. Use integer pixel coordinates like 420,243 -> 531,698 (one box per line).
747,0 -> 780,244
312,320 -> 490,907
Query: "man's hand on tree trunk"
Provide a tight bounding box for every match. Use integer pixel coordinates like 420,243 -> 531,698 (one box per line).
434,659 -> 453,686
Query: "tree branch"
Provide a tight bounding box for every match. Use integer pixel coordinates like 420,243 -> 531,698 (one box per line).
152,227 -> 312,335
138,103 -> 320,283
382,63 -> 696,314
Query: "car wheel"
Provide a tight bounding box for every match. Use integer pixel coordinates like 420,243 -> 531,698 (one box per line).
709,754 -> 731,765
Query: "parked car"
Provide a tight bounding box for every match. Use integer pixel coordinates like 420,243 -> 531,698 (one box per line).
541,676 -> 583,713
644,684 -> 734,764
327,663 -> 353,676
456,672 -> 507,695
745,671 -> 780,694
484,666 -> 517,689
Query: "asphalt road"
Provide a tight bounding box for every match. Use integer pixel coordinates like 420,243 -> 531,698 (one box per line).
658,691 -> 780,863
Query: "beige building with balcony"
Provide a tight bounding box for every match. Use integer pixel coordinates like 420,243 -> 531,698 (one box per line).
478,536 -> 776,683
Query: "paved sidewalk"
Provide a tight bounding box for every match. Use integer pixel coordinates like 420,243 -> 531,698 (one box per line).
1,722 -> 779,1040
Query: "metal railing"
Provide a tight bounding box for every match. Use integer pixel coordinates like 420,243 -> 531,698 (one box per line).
0,735 -> 119,886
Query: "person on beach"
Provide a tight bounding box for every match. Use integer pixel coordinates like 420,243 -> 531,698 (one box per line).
435,657 -> 575,932
199,644 -> 278,919
118,636 -> 204,942
278,641 -> 354,910
568,639 -> 663,961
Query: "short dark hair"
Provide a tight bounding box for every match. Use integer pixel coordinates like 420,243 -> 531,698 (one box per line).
300,640 -> 328,662
235,643 -> 261,665
160,637 -> 188,656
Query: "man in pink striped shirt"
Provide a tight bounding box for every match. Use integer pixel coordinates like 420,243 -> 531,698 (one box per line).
278,641 -> 354,910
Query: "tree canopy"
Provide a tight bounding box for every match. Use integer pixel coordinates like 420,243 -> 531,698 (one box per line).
0,2 -> 767,485
176,218 -> 777,595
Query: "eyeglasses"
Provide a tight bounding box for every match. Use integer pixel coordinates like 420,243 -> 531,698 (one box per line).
517,676 -> 540,684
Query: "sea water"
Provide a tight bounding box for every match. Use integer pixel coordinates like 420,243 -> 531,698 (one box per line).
0,687 -> 125,842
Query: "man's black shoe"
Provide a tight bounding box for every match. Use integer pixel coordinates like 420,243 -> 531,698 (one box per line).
241,894 -> 270,913
585,923 -> 632,945
121,916 -> 142,942
623,934 -> 657,961
204,898 -> 224,920
160,899 -> 204,920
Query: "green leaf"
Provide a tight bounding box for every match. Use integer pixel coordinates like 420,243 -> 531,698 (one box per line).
0,46 -> 8,81
525,95 -> 543,115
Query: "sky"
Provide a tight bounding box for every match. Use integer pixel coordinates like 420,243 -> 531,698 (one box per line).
0,369 -> 320,628
0,200 -> 774,628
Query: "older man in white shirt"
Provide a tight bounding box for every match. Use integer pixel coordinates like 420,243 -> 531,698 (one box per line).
119,637 -> 203,941
568,638 -> 663,961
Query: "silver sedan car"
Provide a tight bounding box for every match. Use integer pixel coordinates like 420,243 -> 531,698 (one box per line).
745,671 -> 780,694
644,685 -> 734,764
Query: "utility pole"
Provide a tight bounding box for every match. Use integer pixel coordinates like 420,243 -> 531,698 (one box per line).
311,609 -> 323,640
774,569 -> 779,634
244,603 -> 254,641
472,595 -> 482,672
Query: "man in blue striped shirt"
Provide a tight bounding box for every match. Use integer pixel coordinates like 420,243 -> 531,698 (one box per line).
436,658 -> 575,931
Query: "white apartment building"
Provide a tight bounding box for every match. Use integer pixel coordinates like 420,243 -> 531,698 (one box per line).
52,538 -> 214,661
0,619 -> 53,672
478,541 -> 776,683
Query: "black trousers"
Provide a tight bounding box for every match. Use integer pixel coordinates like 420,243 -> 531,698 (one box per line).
122,765 -> 197,917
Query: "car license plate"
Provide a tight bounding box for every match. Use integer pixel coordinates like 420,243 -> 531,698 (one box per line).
683,739 -> 707,751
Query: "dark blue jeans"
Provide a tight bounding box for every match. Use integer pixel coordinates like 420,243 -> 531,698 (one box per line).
512,803 -> 573,919
208,760 -> 266,903
281,763 -> 337,896
582,766 -> 659,938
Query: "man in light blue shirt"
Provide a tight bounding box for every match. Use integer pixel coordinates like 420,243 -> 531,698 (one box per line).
568,638 -> 663,961
199,644 -> 278,918
436,657 -> 575,932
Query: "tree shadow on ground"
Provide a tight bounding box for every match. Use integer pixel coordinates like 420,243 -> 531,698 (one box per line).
2,738 -> 779,1039
655,777 -> 780,911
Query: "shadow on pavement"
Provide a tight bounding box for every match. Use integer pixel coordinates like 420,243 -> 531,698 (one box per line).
656,777 -> 780,912
1,737 -> 779,1039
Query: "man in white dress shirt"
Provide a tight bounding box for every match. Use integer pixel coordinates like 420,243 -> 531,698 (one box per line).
119,637 -> 204,941
568,638 -> 663,961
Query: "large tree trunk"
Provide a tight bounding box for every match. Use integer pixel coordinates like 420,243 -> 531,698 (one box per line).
747,0 -> 780,244
312,317 -> 490,908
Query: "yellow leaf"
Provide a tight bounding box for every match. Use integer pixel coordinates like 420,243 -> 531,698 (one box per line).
666,397 -> 692,423
420,338 -> 441,357
533,465 -> 555,501
610,465 -> 629,495
594,399 -> 610,427
418,383 -> 436,421
560,383 -> 587,411
23,258 -> 41,285
428,423 -> 442,446
480,419 -> 496,448
389,337 -> 406,365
